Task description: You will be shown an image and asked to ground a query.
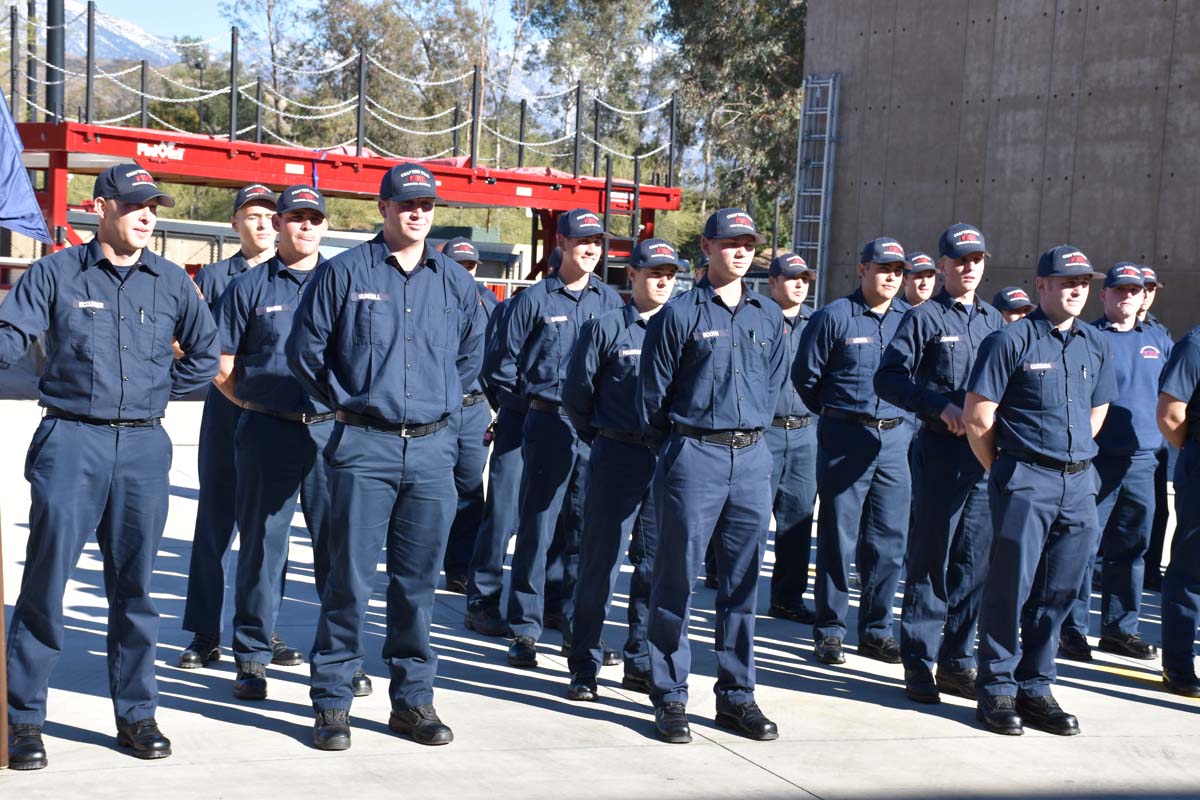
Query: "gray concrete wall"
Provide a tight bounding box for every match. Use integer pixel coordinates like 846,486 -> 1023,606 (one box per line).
804,0 -> 1199,334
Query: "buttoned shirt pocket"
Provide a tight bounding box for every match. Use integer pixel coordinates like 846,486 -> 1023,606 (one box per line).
349,291 -> 393,346
1017,360 -> 1060,407
688,326 -> 732,382
932,335 -> 960,389
834,332 -> 874,380
65,299 -> 109,357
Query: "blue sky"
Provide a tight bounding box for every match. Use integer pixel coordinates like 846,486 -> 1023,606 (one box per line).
92,0 -> 514,48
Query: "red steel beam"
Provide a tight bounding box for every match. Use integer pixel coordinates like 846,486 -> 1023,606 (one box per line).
18,122 -> 681,211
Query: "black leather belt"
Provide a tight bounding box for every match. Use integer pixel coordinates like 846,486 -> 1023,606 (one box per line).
599,427 -> 646,446
675,423 -> 763,449
335,410 -> 449,437
529,398 -> 567,415
45,408 -> 160,428
462,391 -> 487,408
822,407 -> 902,431
772,415 -> 813,430
243,401 -> 334,425
1006,450 -> 1091,475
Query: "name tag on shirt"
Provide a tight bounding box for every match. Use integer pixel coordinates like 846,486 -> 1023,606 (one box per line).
845,336 -> 873,345
255,304 -> 290,315
694,329 -> 728,341
619,348 -> 641,357
75,300 -> 105,309
1025,362 -> 1055,371
938,335 -> 960,343
545,314 -> 569,324
350,292 -> 388,302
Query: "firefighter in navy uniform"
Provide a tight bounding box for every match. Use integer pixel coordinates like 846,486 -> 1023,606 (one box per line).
875,223 -> 1002,704
793,237 -> 912,667
439,236 -> 499,594
762,252 -> 819,625
1158,321 -> 1200,697
1057,264 -> 1170,663
287,162 -> 485,749
963,245 -> 1115,736
2,164 -> 219,769
639,208 -> 786,744
482,210 -> 623,668
179,184 -> 295,670
562,237 -> 680,700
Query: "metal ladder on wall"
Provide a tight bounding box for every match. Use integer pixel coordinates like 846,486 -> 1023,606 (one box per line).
791,73 -> 840,308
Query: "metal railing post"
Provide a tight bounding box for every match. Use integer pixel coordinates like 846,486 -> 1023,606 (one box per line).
601,154 -> 612,282
355,50 -> 366,157
84,1 -> 95,124
667,92 -> 677,188
469,64 -> 481,168
591,98 -> 600,176
517,98 -> 527,167
9,6 -> 17,115
228,26 -> 238,141
452,103 -> 461,157
572,81 -> 582,179
632,156 -> 641,239
254,77 -> 263,143
139,60 -> 148,127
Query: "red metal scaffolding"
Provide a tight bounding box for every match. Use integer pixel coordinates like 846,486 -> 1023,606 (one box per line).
17,122 -> 682,276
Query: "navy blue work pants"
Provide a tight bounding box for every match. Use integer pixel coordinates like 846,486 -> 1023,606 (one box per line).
568,436 -> 657,682
466,406 -> 525,610
507,407 -> 588,640
1144,445 -> 1171,576
231,412 -> 333,664
1162,443 -> 1200,674
765,422 -> 817,609
647,432 -> 772,707
899,430 -> 991,675
443,400 -> 492,578
7,418 -> 172,726
1064,450 -> 1155,638
309,422 -> 456,712
813,416 -> 912,643
181,385 -> 242,634
976,455 -> 1098,698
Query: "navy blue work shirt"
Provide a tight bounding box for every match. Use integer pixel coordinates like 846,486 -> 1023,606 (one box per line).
0,238 -> 219,419
194,251 -> 258,315
1144,311 -> 1172,339
564,302 -> 649,439
639,278 -> 787,443
481,295 -> 527,412
875,291 -> 1004,421
219,255 -> 330,415
285,234 -> 485,425
792,288 -> 908,419
465,281 -> 499,395
967,307 -> 1118,463
1092,317 -> 1171,455
482,271 -> 623,405
775,308 -> 817,419
1160,325 -> 1200,430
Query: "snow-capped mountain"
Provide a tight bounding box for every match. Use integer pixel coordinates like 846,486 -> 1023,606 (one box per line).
62,0 -> 178,66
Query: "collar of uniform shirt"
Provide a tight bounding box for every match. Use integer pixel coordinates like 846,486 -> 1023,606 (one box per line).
81,237 -> 162,276
1026,306 -> 1083,339
1093,315 -> 1143,332
269,254 -> 326,282
622,301 -> 650,327
848,285 -> 898,317
226,251 -> 251,275
693,276 -> 763,309
365,233 -> 443,273
934,288 -> 990,314
545,270 -> 600,295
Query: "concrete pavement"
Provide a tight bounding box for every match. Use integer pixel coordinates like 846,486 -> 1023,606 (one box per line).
1,398 -> 1199,799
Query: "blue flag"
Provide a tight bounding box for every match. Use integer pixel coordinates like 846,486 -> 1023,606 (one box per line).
0,87 -> 50,244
